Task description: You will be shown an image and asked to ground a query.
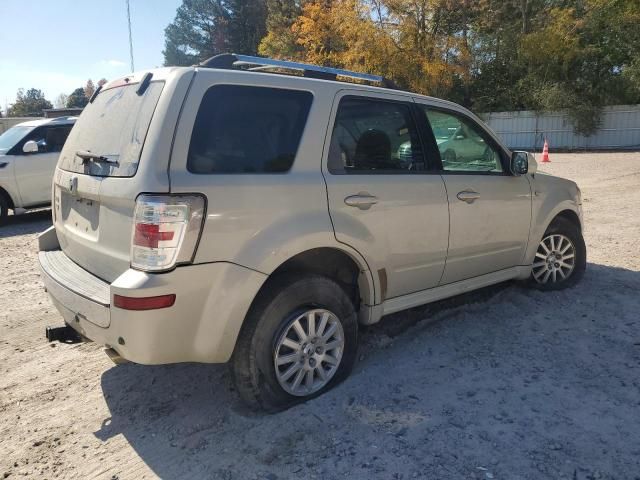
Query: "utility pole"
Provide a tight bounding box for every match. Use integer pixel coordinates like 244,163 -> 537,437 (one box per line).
126,0 -> 135,72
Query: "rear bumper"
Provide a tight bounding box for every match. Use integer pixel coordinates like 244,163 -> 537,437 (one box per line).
38,231 -> 267,364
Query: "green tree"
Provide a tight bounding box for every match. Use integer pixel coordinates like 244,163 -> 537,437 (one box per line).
227,0 -> 267,55
66,88 -> 88,108
259,0 -> 305,58
7,88 -> 53,117
163,0 -> 267,66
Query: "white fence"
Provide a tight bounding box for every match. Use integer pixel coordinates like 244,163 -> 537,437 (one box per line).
0,117 -> 43,135
482,104 -> 640,151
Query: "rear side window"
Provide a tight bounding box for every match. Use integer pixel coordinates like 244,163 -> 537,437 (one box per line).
187,85 -> 313,174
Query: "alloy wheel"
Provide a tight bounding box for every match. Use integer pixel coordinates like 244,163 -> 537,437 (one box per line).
532,233 -> 576,284
273,308 -> 344,397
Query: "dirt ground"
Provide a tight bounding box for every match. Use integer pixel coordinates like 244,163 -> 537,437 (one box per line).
1,152 -> 639,480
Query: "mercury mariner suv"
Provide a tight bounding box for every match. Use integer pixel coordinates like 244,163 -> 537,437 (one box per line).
39,54 -> 586,411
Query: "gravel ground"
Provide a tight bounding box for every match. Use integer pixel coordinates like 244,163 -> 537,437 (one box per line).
1,152 -> 639,480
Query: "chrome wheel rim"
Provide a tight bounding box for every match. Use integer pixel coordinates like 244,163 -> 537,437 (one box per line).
273,308 -> 344,397
532,234 -> 576,284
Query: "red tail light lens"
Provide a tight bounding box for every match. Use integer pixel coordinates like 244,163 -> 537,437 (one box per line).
131,194 -> 205,272
133,223 -> 175,248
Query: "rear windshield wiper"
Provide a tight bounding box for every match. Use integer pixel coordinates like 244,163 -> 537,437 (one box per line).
76,150 -> 118,165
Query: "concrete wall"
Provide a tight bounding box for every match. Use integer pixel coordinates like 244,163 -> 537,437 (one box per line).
482,105 -> 640,151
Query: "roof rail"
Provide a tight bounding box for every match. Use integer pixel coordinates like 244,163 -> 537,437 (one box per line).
199,54 -> 398,89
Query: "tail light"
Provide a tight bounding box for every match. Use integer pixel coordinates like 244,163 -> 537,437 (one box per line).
131,194 -> 205,272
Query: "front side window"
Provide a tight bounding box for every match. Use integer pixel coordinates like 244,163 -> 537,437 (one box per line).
328,97 -> 424,174
188,85 -> 313,174
44,126 -> 73,152
19,127 -> 48,154
424,108 -> 503,173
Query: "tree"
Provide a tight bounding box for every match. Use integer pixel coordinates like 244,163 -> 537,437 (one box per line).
256,0 -> 640,135
66,88 -> 88,108
54,93 -> 69,109
84,79 -> 96,100
259,0 -> 304,58
163,0 -> 268,66
227,0 -> 267,56
7,88 -> 53,117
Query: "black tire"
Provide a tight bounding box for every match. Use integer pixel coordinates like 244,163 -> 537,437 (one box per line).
231,274 -> 358,412
528,217 -> 586,291
0,194 -> 9,224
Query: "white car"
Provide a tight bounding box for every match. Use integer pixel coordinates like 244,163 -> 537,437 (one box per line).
0,117 -> 76,220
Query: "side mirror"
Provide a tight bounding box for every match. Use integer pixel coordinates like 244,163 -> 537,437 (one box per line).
22,140 -> 39,154
510,151 -> 536,175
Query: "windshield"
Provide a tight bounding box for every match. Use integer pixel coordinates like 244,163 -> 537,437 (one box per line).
0,126 -> 35,154
58,81 -> 164,177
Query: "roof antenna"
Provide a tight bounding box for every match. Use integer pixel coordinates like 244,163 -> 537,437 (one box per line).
126,0 -> 135,72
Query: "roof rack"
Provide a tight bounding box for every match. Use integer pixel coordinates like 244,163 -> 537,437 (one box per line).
199,53 -> 398,89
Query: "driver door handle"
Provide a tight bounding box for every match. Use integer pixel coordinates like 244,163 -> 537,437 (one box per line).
344,193 -> 378,210
457,190 -> 480,204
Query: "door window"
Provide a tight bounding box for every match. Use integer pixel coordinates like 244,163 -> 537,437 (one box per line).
423,109 -> 503,173
16,125 -> 73,154
328,97 -> 424,174
44,126 -> 73,152
188,85 -> 313,174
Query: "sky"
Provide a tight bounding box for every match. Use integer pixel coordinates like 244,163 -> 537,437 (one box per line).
0,0 -> 182,114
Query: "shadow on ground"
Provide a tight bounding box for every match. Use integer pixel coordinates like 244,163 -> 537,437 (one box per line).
0,209 -> 51,238
96,263 -> 640,479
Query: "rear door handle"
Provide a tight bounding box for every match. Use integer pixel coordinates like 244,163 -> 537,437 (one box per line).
344,193 -> 378,210
457,190 -> 480,204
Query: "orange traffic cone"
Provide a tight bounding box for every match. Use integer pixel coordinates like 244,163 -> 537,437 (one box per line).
542,139 -> 550,163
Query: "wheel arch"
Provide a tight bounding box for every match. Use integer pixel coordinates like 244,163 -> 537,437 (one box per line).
552,209 -> 582,232
525,202 -> 583,265
260,246 -> 374,310
0,184 -> 16,210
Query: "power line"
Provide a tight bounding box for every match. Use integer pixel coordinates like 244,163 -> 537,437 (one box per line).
126,0 -> 135,72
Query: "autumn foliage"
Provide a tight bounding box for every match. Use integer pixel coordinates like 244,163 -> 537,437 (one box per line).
164,0 -> 640,134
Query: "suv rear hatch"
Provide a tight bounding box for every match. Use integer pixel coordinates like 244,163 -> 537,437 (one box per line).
52,69 -> 192,283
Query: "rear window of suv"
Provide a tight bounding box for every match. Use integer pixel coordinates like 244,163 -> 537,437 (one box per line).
58,81 -> 164,177
187,85 -> 313,174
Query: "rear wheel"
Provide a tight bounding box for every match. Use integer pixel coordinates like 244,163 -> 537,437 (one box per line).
231,274 -> 358,412
529,217 -> 586,290
0,195 -> 9,224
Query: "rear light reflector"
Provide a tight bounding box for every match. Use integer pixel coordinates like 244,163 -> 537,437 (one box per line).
131,194 -> 205,272
114,294 -> 176,310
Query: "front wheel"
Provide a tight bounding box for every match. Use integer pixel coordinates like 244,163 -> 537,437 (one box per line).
529,217 -> 586,290
231,274 -> 358,412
